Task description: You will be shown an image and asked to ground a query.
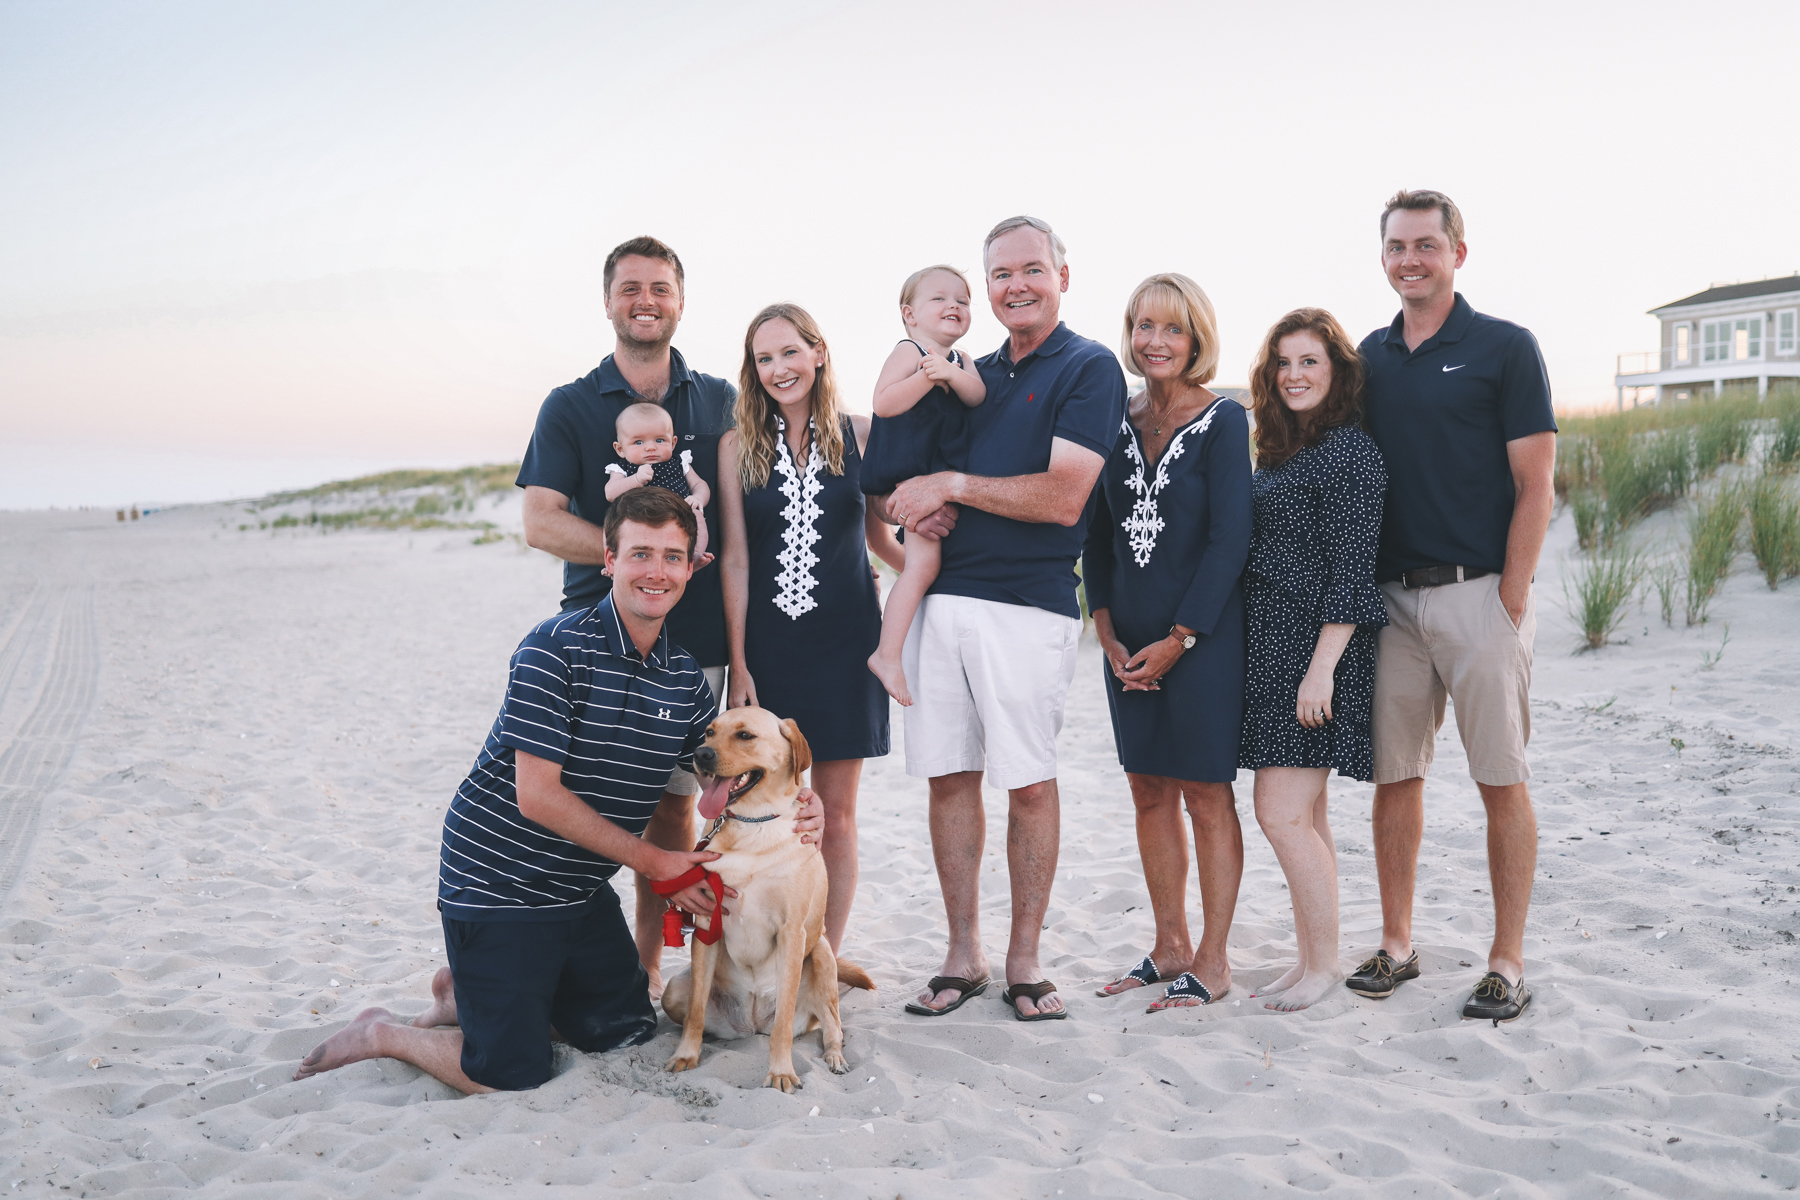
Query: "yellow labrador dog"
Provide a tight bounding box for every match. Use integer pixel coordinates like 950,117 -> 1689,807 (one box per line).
661,707 -> 873,1091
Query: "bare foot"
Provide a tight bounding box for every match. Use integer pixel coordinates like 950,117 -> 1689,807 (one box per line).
867,651 -> 913,707
1253,963 -> 1305,999
1264,971 -> 1342,1012
411,967 -> 458,1028
294,1007 -> 398,1080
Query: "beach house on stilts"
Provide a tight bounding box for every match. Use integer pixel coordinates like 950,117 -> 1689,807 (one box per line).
1613,273 -> 1800,408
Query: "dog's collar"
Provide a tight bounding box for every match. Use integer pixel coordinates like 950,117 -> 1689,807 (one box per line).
702,809 -> 782,842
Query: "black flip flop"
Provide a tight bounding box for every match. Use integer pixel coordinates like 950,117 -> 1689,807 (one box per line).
904,974 -> 990,1016
1002,980 -> 1068,1022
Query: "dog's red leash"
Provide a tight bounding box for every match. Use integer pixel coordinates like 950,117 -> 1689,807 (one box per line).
651,837 -> 725,948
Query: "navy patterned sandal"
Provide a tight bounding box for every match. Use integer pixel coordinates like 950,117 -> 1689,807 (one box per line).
1146,972 -> 1222,1012
1096,955 -> 1163,996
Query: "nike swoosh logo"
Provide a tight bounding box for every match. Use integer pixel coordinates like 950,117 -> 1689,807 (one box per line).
1442,365 -> 1465,372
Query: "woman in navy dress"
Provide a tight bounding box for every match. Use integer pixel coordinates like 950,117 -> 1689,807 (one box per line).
718,303 -> 905,953
1238,307 -> 1389,1013
1083,274 -> 1251,1013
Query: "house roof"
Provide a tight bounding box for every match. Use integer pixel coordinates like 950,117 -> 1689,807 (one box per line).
1652,274 -> 1800,313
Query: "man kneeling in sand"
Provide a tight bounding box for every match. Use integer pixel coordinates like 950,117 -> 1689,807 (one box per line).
294,488 -> 821,1093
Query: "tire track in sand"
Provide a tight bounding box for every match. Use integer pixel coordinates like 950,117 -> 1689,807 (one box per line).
0,585 -> 98,905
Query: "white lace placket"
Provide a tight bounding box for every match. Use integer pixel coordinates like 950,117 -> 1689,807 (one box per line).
770,416 -> 825,619
1120,402 -> 1223,568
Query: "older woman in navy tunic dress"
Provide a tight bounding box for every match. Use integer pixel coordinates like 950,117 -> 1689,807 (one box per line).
1238,307 -> 1389,1013
1083,274 -> 1251,1012
718,303 -> 904,954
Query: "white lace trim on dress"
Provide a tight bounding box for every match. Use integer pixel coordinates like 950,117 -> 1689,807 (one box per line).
1120,401 -> 1224,568
770,416 -> 825,620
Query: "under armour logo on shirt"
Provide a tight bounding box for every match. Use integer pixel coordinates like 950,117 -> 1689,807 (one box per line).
1442,365 -> 1466,372
657,708 -> 671,719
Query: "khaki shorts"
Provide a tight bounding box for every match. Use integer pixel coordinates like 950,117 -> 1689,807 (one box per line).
664,665 -> 728,796
1372,574 -> 1534,787
901,594 -> 1082,790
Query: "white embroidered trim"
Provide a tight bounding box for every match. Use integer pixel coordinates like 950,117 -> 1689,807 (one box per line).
679,449 -> 693,471
770,416 -> 825,620
1120,401 -> 1224,568
605,463 -> 626,477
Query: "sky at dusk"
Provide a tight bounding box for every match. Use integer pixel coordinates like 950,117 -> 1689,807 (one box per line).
4,0 -> 1798,508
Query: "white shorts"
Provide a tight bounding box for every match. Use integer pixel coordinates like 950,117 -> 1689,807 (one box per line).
901,594 -> 1081,790
665,665 -> 728,796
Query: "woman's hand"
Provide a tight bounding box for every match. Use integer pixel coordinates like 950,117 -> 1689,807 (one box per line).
1115,636 -> 1184,691
1092,611 -> 1140,688
1296,665 -> 1335,728
792,788 -> 824,846
728,666 -> 758,709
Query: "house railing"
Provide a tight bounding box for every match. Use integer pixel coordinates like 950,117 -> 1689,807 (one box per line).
1616,351 -> 1664,376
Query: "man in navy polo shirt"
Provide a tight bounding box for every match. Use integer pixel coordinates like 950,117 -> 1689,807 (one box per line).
293,489 -> 722,1092
885,216 -> 1127,1021
517,235 -> 736,996
293,490 -> 826,1093
1347,190 -> 1557,1023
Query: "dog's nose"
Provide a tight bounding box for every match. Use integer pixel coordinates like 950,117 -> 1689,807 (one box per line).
694,745 -> 717,775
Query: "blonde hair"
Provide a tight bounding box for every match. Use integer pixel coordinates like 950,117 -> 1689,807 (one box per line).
899,264 -> 971,310
734,303 -> 847,490
1120,273 -> 1220,387
615,401 -> 672,437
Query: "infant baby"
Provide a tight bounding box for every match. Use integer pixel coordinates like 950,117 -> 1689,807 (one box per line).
605,402 -> 711,561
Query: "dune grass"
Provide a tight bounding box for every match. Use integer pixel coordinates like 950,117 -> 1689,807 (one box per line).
1569,489 -> 1608,551
1645,556 -> 1681,627
262,463 -> 521,507
1561,542 -> 1642,650
1684,483 -> 1743,625
1747,470 -> 1800,589
1767,394 -> 1800,471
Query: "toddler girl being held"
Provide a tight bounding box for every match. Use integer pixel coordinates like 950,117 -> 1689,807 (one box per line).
862,265 -> 986,706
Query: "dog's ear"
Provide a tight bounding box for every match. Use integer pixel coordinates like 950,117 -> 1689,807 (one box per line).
780,718 -> 812,782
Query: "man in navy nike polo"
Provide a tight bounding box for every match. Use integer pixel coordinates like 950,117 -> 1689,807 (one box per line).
1349,189 -> 1556,1025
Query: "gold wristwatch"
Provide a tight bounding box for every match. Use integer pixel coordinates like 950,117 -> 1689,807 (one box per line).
1169,625 -> 1196,651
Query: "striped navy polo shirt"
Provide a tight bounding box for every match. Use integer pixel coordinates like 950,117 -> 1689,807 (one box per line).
437,595 -> 716,922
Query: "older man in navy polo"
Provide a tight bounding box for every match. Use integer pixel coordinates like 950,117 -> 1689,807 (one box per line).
1349,190 -> 1557,1024
517,235 -> 736,996
885,216 -> 1127,1021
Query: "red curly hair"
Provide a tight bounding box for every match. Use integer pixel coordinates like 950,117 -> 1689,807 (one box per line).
1249,308 -> 1366,470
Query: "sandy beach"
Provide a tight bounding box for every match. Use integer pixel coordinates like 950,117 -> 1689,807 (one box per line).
1,489 -> 1797,1199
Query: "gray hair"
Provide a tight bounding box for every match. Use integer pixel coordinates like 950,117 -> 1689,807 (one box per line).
983,215 -> 1067,271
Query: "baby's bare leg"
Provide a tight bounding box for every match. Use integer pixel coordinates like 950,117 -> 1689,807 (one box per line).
868,534 -> 939,707
692,508 -> 709,561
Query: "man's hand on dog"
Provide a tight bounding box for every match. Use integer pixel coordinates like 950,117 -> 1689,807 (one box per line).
644,846 -> 734,916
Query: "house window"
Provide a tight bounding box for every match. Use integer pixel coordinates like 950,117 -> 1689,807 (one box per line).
1704,317 -> 1763,361
1674,324 -> 1691,364
1779,309 -> 1797,356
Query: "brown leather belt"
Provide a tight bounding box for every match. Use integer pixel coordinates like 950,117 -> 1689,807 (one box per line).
1400,564 -> 1492,589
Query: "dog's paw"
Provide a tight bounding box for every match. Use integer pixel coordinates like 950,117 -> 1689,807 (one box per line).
665,1051 -> 700,1074
764,1070 -> 802,1093
823,1050 -> 849,1075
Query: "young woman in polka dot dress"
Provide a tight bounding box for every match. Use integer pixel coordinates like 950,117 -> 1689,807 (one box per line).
1239,307 -> 1389,1013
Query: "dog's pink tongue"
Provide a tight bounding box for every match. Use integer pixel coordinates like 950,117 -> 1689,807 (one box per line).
697,775 -> 732,821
